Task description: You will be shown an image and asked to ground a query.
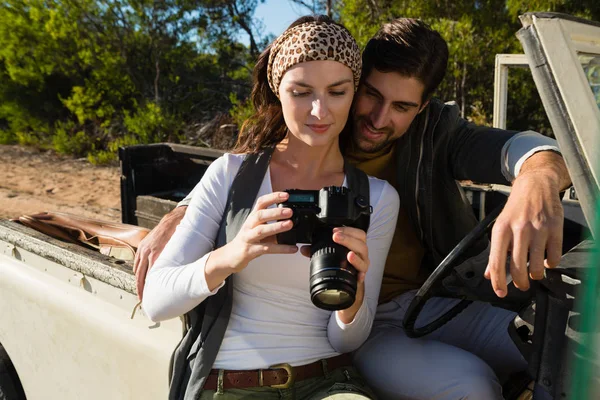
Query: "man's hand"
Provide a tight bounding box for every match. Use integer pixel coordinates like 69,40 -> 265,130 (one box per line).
134,206 -> 187,300
485,151 -> 571,297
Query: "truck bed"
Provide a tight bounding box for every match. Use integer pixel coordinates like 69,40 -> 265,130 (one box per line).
0,220 -> 182,400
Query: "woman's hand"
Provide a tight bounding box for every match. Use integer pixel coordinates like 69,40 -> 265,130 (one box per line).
332,227 -> 369,323
205,192 -> 298,290
332,226 -> 370,283
300,226 -> 370,281
228,191 -> 299,271
301,226 -> 370,323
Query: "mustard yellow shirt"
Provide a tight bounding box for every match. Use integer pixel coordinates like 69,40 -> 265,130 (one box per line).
347,144 -> 426,304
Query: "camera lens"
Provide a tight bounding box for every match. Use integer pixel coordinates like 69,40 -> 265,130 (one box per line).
309,229 -> 357,311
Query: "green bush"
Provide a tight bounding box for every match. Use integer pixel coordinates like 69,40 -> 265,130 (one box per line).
0,130 -> 15,144
52,121 -> 92,156
87,150 -> 116,165
229,93 -> 255,129
62,86 -> 116,126
15,131 -> 43,147
124,102 -> 182,144
108,134 -> 141,152
0,0 -> 265,158
87,134 -> 141,165
0,102 -> 50,146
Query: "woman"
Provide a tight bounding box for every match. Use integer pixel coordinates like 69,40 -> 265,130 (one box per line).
143,15 -> 399,399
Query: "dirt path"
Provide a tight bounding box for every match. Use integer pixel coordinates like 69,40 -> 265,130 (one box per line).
0,145 -> 121,222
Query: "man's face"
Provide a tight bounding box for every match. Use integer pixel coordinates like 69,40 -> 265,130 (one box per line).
352,69 -> 428,153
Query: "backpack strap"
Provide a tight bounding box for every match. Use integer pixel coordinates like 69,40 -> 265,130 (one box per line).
216,147 -> 276,248
169,147 -> 275,400
343,160 -> 371,232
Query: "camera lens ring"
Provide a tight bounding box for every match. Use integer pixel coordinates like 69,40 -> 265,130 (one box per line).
309,241 -> 357,311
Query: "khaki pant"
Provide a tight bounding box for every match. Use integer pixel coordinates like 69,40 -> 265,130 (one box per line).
354,290 -> 527,399
200,366 -> 376,400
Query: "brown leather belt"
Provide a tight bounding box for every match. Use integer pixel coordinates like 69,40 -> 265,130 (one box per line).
203,353 -> 353,390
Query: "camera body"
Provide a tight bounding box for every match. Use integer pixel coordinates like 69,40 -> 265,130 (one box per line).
276,186 -> 371,245
277,186 -> 371,311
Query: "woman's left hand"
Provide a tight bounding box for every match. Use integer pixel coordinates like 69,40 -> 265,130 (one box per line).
300,226 -> 370,282
301,227 -> 369,321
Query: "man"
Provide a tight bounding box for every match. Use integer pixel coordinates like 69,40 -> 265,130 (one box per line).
134,18 -> 571,399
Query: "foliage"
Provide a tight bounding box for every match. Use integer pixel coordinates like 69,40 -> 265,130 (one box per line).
123,102 -> 182,144
0,0 -> 264,159
1,0 -> 599,160
229,93 -> 255,128
88,134 -> 141,164
52,121 -> 92,156
0,130 -> 15,145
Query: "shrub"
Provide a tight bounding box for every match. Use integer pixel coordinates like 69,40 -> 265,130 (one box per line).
52,121 -> 92,156
87,150 -> 116,165
87,134 -> 141,165
62,86 -> 115,126
0,103 -> 50,146
229,93 -> 255,128
0,130 -> 15,144
124,102 -> 182,144
15,131 -> 42,147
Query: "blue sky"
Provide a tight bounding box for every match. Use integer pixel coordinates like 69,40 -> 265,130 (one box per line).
238,0 -> 308,44
256,0 -> 307,36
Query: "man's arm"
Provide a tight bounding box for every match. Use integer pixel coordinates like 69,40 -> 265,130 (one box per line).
485,151 -> 571,297
134,206 -> 187,300
443,101 -> 560,185
442,102 -> 570,297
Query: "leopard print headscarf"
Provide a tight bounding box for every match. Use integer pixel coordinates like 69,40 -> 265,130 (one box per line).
267,21 -> 362,98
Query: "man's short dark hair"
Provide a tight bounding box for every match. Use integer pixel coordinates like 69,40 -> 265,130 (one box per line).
362,18 -> 449,103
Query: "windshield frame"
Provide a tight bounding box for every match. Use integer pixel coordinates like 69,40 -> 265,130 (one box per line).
518,12 -> 600,236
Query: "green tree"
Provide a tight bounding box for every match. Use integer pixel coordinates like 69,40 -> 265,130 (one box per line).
0,0 -> 267,159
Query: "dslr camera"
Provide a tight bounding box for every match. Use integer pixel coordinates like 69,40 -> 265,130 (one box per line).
277,186 -> 372,311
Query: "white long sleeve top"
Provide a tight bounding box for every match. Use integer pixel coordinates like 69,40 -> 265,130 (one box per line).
143,153 -> 400,369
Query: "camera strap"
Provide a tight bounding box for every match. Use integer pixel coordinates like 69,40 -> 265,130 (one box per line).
343,160 -> 371,231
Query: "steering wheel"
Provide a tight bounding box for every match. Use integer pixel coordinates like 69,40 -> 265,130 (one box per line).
402,200 -> 507,338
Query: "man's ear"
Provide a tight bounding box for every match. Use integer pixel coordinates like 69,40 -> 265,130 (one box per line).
418,98 -> 430,114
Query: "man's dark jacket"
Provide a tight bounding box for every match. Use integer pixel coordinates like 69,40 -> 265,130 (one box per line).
397,98 -> 517,269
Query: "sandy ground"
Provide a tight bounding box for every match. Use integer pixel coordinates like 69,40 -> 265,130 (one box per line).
0,145 -> 121,222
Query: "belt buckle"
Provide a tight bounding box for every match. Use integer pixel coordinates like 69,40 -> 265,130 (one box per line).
268,363 -> 295,389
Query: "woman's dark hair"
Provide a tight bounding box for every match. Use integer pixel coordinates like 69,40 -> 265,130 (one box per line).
232,15 -> 355,154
